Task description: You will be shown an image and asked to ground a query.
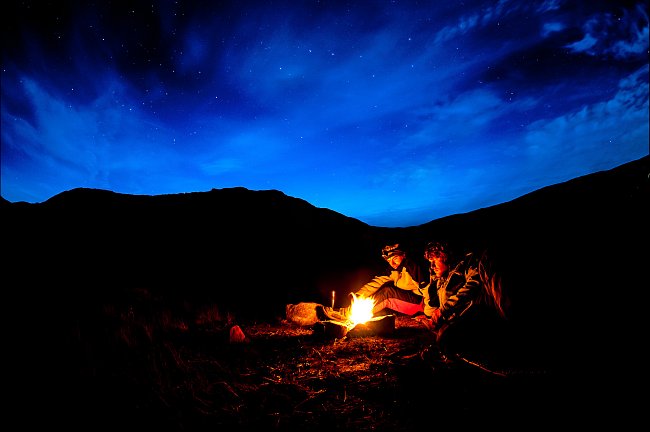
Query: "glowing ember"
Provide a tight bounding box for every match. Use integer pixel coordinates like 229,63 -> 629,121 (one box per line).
348,293 -> 375,327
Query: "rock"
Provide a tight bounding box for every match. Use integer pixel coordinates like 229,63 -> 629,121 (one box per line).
229,325 -> 249,344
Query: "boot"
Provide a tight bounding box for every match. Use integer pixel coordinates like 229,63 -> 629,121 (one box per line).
316,305 -> 348,322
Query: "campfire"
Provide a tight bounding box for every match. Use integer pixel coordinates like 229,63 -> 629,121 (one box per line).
347,293 -> 374,327
316,293 -> 396,338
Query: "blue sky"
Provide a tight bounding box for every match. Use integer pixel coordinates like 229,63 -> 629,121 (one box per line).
2,0 -> 648,227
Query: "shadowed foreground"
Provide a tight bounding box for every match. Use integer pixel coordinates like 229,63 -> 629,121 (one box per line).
16,290 -> 604,431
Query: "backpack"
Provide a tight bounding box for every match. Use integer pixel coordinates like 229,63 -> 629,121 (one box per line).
477,250 -> 509,319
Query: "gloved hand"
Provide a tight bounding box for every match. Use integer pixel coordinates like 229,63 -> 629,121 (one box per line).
430,308 -> 444,329
414,314 -> 434,330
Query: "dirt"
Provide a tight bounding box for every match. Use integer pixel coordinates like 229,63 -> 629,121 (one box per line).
24,305 -> 590,431
72,314 -> 566,431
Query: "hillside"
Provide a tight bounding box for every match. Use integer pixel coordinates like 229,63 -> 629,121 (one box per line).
5,156 -> 646,317
3,155 -> 648,430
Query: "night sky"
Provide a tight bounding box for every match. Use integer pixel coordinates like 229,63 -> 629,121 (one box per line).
2,1 -> 648,227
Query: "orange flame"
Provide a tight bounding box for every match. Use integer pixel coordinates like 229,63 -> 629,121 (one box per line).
348,293 -> 375,327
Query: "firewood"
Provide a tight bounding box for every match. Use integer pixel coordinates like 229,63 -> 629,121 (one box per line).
313,320 -> 349,339
347,315 -> 395,338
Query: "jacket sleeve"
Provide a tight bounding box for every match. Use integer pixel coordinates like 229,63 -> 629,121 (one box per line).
439,257 -> 481,322
400,258 -> 430,295
355,274 -> 394,298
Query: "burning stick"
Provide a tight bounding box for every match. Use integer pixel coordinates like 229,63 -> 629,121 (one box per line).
331,290 -> 335,309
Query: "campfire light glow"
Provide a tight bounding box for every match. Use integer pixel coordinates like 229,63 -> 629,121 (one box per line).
348,293 -> 375,327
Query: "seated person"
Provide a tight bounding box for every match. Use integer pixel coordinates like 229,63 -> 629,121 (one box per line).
354,243 -> 429,316
417,240 -> 510,362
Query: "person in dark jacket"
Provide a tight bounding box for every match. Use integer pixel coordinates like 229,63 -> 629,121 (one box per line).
416,240 -> 509,360
354,243 -> 430,316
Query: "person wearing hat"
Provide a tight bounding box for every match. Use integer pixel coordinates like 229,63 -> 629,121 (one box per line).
353,243 -> 430,316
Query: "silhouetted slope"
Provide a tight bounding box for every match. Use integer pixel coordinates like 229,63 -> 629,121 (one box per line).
6,187 -> 388,319
4,156 -> 648,425
5,156 -> 647,320
395,155 -> 649,404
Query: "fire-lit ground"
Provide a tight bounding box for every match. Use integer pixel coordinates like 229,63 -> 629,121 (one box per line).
47,310 -> 571,431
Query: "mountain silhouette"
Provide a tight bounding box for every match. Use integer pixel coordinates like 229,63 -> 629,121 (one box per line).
3,155 -> 648,428
4,156 -> 648,348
